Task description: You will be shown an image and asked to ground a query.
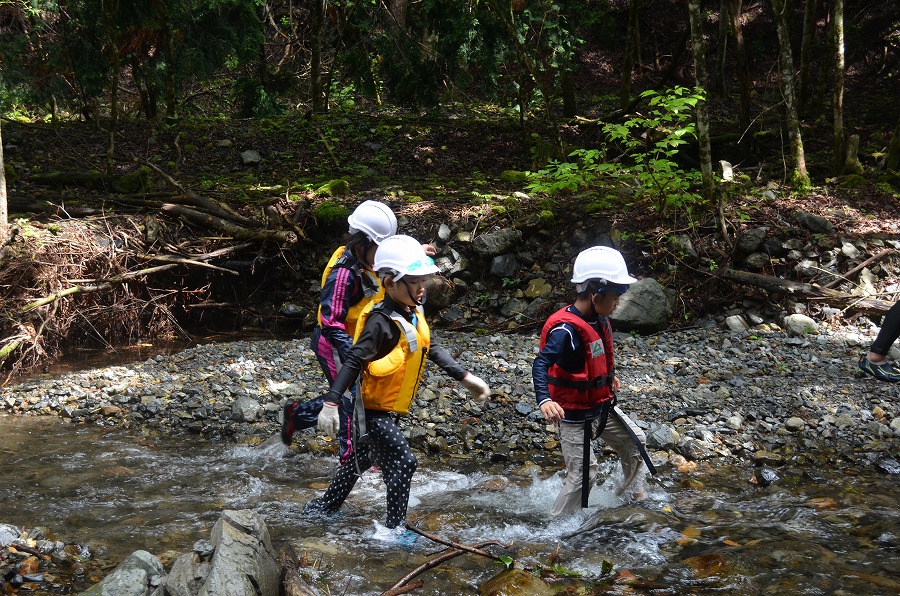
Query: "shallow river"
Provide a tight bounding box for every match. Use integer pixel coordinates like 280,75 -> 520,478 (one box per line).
1,416 -> 897,595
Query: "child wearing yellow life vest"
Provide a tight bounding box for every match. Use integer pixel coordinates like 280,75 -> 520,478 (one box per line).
303,235 -> 490,541
281,200 -> 396,459
533,246 -> 655,516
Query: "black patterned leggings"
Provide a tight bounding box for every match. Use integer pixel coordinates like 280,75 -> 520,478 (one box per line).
306,414 -> 417,529
871,301 -> 900,356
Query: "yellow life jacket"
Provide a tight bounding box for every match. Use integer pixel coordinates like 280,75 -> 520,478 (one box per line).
317,246 -> 385,338
354,303 -> 430,414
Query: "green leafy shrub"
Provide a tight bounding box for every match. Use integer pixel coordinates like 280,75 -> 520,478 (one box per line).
526,87 -> 706,219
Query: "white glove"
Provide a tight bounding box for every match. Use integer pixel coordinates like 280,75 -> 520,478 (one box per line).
461,373 -> 490,401
317,402 -> 340,437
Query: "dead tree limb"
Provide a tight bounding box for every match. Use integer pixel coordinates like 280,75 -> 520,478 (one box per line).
381,580 -> 425,596
821,248 -> 896,289
21,242 -> 252,313
383,538 -> 511,596
161,204 -> 296,243
21,264 -> 178,312
405,524 -> 511,562
277,543 -> 317,596
145,254 -> 239,275
140,158 -> 259,225
719,267 -> 895,316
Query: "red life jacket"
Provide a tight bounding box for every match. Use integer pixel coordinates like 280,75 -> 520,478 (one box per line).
539,307 -> 615,411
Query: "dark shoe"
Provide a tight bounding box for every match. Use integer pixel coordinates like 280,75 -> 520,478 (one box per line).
302,498 -> 341,519
281,401 -> 299,445
858,356 -> 900,382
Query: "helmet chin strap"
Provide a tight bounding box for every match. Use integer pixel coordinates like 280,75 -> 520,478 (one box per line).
402,278 -> 424,306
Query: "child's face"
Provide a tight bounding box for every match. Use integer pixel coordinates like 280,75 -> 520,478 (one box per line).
385,275 -> 429,308
592,291 -> 622,317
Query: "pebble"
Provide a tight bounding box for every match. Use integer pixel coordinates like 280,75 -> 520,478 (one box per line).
1,325 -> 898,472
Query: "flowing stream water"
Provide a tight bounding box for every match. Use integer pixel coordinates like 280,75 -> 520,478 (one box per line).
1,415 -> 897,595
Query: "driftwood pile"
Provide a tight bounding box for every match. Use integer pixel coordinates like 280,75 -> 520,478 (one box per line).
0,167 -> 310,381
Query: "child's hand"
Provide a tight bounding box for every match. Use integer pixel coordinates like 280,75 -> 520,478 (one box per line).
461,372 -> 490,400
540,401 -> 565,424
317,401 -> 340,437
422,243 -> 437,256
612,376 -> 621,392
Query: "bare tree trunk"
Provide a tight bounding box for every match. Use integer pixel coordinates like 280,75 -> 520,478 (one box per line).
310,0 -> 326,113
716,0 -> 729,96
832,0 -> 845,173
620,0 -> 640,109
387,0 -> 408,28
770,0 -> 809,187
688,0 -> 715,202
561,69 -> 576,118
886,115 -> 900,174
798,0 -> 817,108
0,117 -> 7,245
104,0 -> 120,178
149,0 -> 176,118
728,0 -> 751,130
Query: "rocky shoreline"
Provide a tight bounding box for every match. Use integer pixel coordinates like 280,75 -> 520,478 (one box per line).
2,319 -> 898,473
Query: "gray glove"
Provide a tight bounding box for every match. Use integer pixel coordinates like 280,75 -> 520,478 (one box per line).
460,372 -> 490,401
317,402 -> 340,437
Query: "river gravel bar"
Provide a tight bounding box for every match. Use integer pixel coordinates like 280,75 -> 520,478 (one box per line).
2,322 -> 898,473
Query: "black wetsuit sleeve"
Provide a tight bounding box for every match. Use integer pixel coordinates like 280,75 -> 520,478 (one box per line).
427,337 -> 468,381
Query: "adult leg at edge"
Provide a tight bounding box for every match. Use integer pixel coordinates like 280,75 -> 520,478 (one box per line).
870,301 -> 900,357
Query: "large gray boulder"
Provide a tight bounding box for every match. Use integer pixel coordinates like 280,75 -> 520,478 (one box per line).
198,509 -> 279,596
472,228 -> 522,257
79,550 -> 164,596
156,510 -> 281,596
611,278 -> 673,334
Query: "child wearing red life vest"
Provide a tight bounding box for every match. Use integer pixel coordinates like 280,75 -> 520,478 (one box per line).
533,246 -> 654,516
303,235 -> 490,541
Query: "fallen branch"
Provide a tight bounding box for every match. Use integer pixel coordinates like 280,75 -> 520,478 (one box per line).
139,158 -> 258,226
404,525 -> 512,562
381,580 -> 424,596
719,267 -> 895,317
21,242 -> 253,312
821,248 -> 896,289
277,543 -> 317,596
21,264 -> 178,312
162,203 -> 296,243
145,254 -> 239,275
383,535 -> 511,596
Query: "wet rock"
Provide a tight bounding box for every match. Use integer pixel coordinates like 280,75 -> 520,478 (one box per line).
752,466 -> 780,487
78,549 -> 163,596
753,451 -> 785,466
784,417 -> 806,432
678,437 -> 715,461
875,458 -> 900,475
232,396 -> 261,422
201,510 -> 279,596
645,425 -> 678,450
479,568 -> 554,596
472,229 -> 522,257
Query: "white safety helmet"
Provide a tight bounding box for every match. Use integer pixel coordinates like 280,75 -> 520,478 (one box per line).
347,199 -> 398,244
374,235 -> 440,280
571,246 -> 636,292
